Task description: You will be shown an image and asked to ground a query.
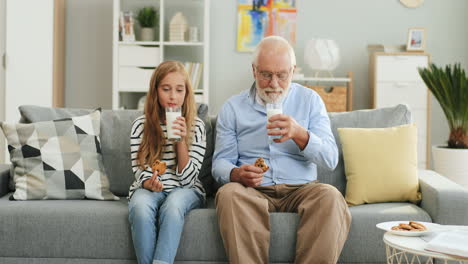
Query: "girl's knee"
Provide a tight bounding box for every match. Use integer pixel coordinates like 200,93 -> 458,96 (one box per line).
129,191 -> 160,221
160,189 -> 201,218
160,205 -> 184,220
129,202 -> 157,222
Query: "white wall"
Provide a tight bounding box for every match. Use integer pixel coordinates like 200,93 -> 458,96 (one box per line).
209,0 -> 468,167
63,0 -> 468,167
65,0 -> 113,109
0,0 -> 5,163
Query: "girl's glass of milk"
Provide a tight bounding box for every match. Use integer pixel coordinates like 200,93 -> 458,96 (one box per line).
165,106 -> 181,141
266,102 -> 282,143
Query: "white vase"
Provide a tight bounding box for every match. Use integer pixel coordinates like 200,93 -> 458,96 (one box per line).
432,146 -> 468,188
140,27 -> 154,41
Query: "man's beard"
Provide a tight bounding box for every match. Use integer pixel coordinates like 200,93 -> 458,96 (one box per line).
256,82 -> 289,104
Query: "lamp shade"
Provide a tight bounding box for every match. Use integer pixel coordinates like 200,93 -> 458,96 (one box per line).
304,39 -> 340,71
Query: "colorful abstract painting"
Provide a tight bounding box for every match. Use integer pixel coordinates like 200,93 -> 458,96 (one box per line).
237,0 -> 297,52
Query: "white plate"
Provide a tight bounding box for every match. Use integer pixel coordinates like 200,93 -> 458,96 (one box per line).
376,221 -> 440,237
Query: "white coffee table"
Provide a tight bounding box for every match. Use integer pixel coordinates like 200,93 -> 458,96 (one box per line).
384,232 -> 468,264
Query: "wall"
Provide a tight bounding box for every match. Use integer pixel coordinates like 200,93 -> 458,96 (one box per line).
65,0 -> 113,109
62,0 -> 468,166
209,0 -> 468,166
0,0 -> 5,163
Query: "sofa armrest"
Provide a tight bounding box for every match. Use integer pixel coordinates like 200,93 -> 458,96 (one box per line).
0,164 -> 12,197
419,169 -> 468,225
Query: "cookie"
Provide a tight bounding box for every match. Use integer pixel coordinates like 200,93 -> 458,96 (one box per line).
391,221 -> 427,232
409,221 -> 427,231
398,223 -> 413,230
254,157 -> 269,172
151,160 -> 167,174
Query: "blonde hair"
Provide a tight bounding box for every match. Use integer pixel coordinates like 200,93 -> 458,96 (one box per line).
137,61 -> 197,170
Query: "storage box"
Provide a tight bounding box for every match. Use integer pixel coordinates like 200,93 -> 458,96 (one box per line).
119,45 -> 160,67
305,85 -> 348,112
118,67 -> 154,92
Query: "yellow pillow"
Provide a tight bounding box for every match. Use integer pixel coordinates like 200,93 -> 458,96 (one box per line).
338,124 -> 421,206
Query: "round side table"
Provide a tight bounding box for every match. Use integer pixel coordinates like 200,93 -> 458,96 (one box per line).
383,232 -> 468,264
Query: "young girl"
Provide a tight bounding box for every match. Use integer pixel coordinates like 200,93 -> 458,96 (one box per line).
128,61 -> 206,264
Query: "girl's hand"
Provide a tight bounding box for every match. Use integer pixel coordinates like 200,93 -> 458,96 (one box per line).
143,171 -> 164,192
172,116 -> 187,141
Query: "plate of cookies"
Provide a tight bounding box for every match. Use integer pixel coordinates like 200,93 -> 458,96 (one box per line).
376,221 -> 440,236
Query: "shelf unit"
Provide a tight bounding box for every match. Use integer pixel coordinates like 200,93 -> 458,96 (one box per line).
112,0 -> 210,110
369,52 -> 431,169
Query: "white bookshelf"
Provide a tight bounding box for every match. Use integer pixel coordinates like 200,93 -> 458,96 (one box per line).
112,0 -> 210,110
164,42 -> 204,46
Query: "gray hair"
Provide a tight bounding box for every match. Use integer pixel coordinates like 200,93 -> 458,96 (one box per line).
250,36 -> 296,101
251,36 -> 296,67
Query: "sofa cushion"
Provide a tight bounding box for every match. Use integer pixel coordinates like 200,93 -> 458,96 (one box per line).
196,105 -> 219,197
338,124 -> 421,206
1,110 -> 118,200
340,202 -> 431,263
18,104 -> 211,197
178,199 -> 431,263
18,106 -> 141,197
321,104 -> 412,195
0,193 -> 432,263
0,194 -> 134,259
176,209 -> 300,262
199,116 -> 221,197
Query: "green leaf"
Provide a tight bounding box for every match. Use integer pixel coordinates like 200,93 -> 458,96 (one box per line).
418,63 -> 468,148
137,7 -> 158,28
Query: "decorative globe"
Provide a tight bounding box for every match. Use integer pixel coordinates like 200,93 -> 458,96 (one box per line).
304,39 -> 340,72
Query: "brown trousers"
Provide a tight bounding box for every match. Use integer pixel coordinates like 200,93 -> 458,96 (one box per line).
215,182 -> 351,264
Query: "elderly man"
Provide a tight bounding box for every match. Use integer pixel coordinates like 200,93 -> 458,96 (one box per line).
212,36 -> 351,264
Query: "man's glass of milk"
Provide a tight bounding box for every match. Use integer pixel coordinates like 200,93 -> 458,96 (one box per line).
165,106 -> 181,141
266,102 -> 282,143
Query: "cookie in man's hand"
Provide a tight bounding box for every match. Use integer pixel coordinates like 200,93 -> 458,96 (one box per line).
151,160 -> 167,174
254,157 -> 269,172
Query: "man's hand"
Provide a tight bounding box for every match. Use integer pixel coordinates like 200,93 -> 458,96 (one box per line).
230,164 -> 264,187
267,114 -> 309,150
143,171 -> 164,192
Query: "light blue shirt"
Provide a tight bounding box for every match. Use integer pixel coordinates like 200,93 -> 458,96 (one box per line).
212,83 -> 339,186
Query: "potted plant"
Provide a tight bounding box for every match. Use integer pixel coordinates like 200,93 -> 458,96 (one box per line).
418,63 -> 468,187
137,7 -> 158,41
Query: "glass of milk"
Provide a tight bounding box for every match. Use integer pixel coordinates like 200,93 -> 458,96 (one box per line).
165,106 -> 181,141
266,102 -> 282,143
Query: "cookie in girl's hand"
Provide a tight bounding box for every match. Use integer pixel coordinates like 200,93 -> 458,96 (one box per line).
254,157 -> 269,172
152,160 -> 167,174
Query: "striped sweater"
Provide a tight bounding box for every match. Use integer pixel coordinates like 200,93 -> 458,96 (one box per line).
128,115 -> 206,199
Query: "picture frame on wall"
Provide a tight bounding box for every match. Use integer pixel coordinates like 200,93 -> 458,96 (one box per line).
406,27 -> 426,51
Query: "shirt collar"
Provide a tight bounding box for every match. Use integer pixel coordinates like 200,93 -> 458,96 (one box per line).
255,92 -> 266,106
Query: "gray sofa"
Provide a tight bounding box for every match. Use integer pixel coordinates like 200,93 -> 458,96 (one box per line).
1,104 -> 467,264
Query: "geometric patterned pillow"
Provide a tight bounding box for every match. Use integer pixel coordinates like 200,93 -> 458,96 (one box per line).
0,110 -> 119,200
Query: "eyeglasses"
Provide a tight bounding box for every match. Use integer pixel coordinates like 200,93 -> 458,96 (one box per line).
255,67 -> 292,82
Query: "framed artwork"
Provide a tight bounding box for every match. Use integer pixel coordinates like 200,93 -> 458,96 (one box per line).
237,0 -> 297,52
120,11 -> 135,42
406,27 -> 426,51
